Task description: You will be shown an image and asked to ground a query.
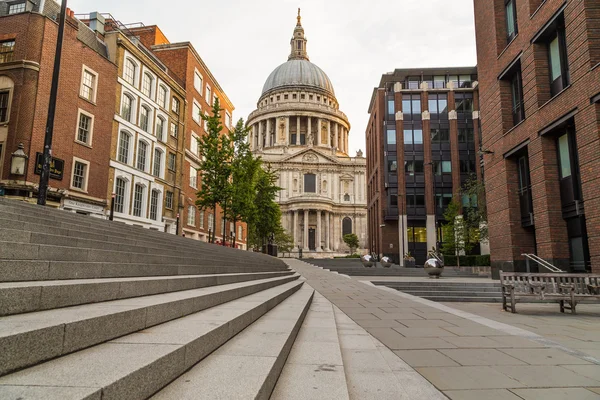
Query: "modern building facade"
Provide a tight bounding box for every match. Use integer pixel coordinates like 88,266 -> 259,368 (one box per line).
102,18 -> 186,233
0,1 -> 117,216
132,25 -> 247,249
367,67 -> 485,266
247,11 -> 367,256
474,0 -> 600,275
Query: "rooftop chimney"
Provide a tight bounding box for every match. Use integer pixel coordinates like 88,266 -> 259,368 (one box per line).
89,11 -> 105,35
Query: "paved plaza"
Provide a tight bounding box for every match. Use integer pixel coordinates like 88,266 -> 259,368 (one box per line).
287,259 -> 600,399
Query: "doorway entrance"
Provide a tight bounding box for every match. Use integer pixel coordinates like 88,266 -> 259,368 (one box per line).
308,228 -> 316,251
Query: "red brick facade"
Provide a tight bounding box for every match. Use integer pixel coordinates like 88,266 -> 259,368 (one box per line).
474,0 -> 600,275
0,9 -> 116,214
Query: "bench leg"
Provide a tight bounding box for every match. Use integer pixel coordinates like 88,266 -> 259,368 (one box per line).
510,292 -> 516,314
560,300 -> 565,313
502,293 -> 507,311
571,301 -> 577,315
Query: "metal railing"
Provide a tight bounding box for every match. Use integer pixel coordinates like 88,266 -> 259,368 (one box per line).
522,254 -> 565,273
427,250 -> 443,263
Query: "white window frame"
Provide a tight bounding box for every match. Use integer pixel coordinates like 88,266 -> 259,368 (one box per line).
172,97 -> 180,114
8,2 -> 26,14
205,85 -> 212,106
114,176 -> 130,214
155,114 -> 166,142
121,91 -> 136,123
203,111 -> 209,131
80,65 -> 98,103
187,205 -> 196,226
70,157 -> 90,193
165,191 -> 174,210
141,71 -> 155,100
136,139 -> 150,172
167,152 -> 176,171
208,213 -> 214,231
123,58 -> 138,87
192,101 -> 202,124
139,104 -> 153,134
225,111 -> 232,129
189,166 -> 198,189
170,122 -> 179,138
194,69 -> 203,94
153,148 -> 164,178
118,130 -> 133,165
75,108 -> 94,147
199,210 -> 205,229
149,189 -> 161,221
191,131 -> 200,156
157,84 -> 168,109
132,182 -> 147,218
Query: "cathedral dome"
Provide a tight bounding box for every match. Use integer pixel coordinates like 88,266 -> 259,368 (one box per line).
261,59 -> 335,97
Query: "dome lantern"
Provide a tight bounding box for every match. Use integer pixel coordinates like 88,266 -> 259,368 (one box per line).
289,8 -> 309,61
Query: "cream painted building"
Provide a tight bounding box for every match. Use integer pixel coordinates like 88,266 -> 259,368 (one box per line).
247,11 -> 367,256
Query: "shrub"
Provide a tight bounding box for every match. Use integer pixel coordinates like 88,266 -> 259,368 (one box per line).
442,254 -> 490,266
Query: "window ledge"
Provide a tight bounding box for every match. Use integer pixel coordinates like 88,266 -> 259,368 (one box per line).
591,62 -> 600,72
79,95 -> 96,106
504,119 -> 526,136
75,140 -> 93,149
530,0 -> 548,19
538,84 -> 571,111
498,34 -> 519,60
69,187 -> 88,194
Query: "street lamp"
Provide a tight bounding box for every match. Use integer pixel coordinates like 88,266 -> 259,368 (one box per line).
10,143 -> 28,176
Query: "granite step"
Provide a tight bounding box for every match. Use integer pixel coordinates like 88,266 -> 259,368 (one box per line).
151,284 -> 314,400
0,280 -> 303,400
0,271 -> 294,316
0,260 -> 289,282
0,274 -> 299,376
271,291 -> 350,400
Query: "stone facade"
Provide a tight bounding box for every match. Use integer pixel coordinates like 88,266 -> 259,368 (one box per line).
247,11 -> 367,256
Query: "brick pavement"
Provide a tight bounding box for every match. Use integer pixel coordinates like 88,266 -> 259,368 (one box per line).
287,259 -> 600,400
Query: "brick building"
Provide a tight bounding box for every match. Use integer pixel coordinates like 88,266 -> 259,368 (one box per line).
0,1 -> 116,216
474,0 -> 600,275
130,26 -> 247,249
367,68 -> 485,265
87,16 -> 188,233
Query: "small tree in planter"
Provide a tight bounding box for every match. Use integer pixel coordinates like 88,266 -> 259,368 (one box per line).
404,252 -> 416,268
343,233 -> 360,255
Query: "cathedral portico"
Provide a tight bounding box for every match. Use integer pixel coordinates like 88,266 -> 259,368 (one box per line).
247,10 -> 367,257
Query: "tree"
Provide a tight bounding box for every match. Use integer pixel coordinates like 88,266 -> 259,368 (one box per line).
274,228 -> 294,253
227,119 -> 261,248
343,233 -> 360,254
195,98 -> 232,243
461,174 -> 488,243
441,199 -> 464,266
246,165 -> 282,251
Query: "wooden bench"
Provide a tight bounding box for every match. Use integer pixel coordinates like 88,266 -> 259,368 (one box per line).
500,271 -> 600,314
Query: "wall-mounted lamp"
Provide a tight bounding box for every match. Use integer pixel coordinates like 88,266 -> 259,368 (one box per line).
10,143 -> 28,176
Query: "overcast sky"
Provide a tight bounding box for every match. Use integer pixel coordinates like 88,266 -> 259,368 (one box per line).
70,0 -> 477,154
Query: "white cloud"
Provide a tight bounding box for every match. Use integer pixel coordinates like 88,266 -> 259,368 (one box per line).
69,0 -> 477,154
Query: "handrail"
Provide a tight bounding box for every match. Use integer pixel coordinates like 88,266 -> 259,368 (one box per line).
522,254 -> 565,273
428,251 -> 443,263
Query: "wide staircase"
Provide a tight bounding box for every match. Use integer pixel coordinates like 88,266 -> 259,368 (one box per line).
307,258 -> 488,278
375,280 -> 502,303
0,198 -> 444,399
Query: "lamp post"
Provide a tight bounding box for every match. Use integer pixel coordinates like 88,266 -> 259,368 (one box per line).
176,213 -> 180,236
109,193 -> 115,221
10,143 -> 28,176
208,228 -> 212,243
231,231 -> 235,248
38,0 -> 67,205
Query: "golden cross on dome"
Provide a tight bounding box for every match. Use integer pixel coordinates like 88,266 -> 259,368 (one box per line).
297,8 -> 301,24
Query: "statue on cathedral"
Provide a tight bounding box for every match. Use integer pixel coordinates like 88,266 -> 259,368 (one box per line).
279,118 -> 286,142
307,130 -> 314,146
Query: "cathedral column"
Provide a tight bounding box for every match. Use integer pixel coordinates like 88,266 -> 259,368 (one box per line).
325,211 -> 330,251
296,116 -> 300,145
293,210 -> 299,248
303,210 -> 309,251
317,118 -> 322,145
266,118 -> 272,147
286,116 -> 290,145
327,120 -> 331,148
316,210 -> 322,251
334,123 -> 339,150
258,121 -> 264,149
307,117 -> 312,146
251,124 -> 256,150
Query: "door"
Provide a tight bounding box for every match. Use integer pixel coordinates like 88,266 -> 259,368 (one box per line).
308,228 -> 316,251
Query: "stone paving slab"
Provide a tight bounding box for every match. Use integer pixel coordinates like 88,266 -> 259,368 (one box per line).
286,259 -> 600,399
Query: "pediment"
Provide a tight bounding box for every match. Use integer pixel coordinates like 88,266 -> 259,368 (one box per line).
281,148 -> 341,165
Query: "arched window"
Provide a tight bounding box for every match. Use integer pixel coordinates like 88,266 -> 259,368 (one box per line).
304,173 -> 316,193
153,148 -> 163,177
149,189 -> 160,221
124,59 -> 136,85
156,116 -> 165,141
157,85 -> 167,108
121,94 -> 134,122
142,72 -> 153,98
137,140 -> 148,171
114,177 -> 127,213
342,217 -> 352,236
132,184 -> 145,217
139,105 -> 150,132
118,131 -> 131,164
344,193 -> 350,202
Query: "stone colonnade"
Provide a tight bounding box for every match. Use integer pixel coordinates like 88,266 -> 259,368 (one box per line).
250,116 -> 349,154
286,209 -> 339,252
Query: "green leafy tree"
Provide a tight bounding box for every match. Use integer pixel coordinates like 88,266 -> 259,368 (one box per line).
274,228 -> 294,253
441,199 -> 463,265
195,98 -> 232,243
246,165 -> 283,251
343,233 -> 360,254
227,119 -> 261,248
460,174 -> 488,243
